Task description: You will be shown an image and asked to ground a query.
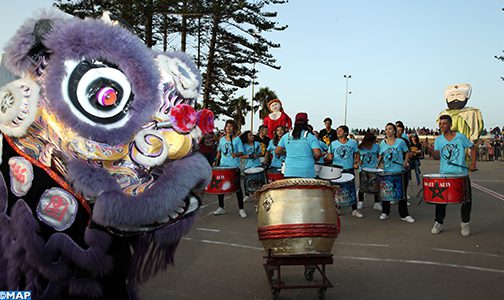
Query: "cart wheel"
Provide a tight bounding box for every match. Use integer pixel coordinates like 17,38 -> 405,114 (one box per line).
304,267 -> 315,281
318,287 -> 327,300
272,288 -> 280,300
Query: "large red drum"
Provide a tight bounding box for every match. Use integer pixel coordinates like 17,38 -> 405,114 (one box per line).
266,168 -> 284,183
423,174 -> 470,204
205,167 -> 240,194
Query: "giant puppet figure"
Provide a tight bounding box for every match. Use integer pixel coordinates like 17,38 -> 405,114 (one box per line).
0,10 -> 214,300
438,83 -> 483,141
262,99 -> 292,139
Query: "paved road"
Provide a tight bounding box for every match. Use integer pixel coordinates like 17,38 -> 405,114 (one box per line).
140,159 -> 504,300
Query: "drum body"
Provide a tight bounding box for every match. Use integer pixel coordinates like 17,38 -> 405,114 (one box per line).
359,168 -> 383,194
244,167 -> 266,194
205,167 -> 240,194
378,172 -> 405,203
266,168 -> 284,183
317,164 -> 342,180
423,174 -> 469,204
256,179 -> 340,256
330,173 -> 357,207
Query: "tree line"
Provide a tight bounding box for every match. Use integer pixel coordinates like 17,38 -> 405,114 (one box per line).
53,0 -> 287,127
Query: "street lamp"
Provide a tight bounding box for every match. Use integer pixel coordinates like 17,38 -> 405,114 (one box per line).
343,74 -> 352,125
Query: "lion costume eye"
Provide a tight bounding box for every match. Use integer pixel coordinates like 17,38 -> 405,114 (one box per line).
62,60 -> 132,127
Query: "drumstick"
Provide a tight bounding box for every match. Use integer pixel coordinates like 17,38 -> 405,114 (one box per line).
447,161 -> 478,171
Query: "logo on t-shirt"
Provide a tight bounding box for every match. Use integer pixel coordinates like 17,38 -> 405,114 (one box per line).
383,148 -> 400,165
441,144 -> 460,162
336,146 -> 353,159
223,142 -> 233,157
362,152 -> 373,164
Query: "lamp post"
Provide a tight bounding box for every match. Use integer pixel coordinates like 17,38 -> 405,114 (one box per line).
343,74 -> 352,125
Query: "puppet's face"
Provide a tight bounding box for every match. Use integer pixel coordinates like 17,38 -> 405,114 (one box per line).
0,13 -> 213,233
444,84 -> 471,110
269,102 -> 281,112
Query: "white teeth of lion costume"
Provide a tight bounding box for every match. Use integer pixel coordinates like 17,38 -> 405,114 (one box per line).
0,9 -> 214,300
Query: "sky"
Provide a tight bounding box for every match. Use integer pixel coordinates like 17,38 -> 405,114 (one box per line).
1,0 -> 503,133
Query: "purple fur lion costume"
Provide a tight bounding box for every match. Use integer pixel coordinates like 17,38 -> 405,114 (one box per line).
0,9 -> 214,300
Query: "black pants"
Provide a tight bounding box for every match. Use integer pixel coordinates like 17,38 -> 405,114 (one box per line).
358,191 -> 379,203
435,202 -> 472,224
382,200 -> 409,218
218,188 -> 244,209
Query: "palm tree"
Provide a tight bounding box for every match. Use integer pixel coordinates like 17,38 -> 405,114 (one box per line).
253,87 -> 278,120
227,96 -> 252,131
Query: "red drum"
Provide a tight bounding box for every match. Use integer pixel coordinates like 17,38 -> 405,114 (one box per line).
266,168 -> 284,183
423,174 -> 470,204
205,167 -> 240,194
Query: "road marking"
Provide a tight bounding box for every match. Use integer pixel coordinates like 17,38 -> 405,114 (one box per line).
338,242 -> 389,247
432,248 -> 501,258
182,238 -> 504,274
195,227 -> 220,232
337,255 -> 504,275
472,180 -> 504,183
472,183 -> 504,202
183,237 -> 264,251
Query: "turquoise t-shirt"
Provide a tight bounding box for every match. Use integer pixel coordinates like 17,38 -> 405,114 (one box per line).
328,139 -> 359,170
359,143 -> 379,169
243,141 -> 262,169
318,141 -> 329,164
218,136 -> 244,167
278,130 -> 320,178
434,132 -> 473,175
379,138 -> 409,173
267,140 -> 285,168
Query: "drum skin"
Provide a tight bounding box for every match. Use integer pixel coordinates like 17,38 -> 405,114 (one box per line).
256,179 -> 340,255
266,168 -> 284,183
205,167 -> 240,194
423,174 -> 469,204
378,172 -> 405,203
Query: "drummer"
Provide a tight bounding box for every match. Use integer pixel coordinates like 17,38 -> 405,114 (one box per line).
265,125 -> 286,170
213,120 -> 248,218
275,112 -> 321,178
357,131 -> 382,211
240,130 -> 263,202
312,130 -> 329,164
377,123 -> 415,223
429,115 -> 476,236
326,125 -> 363,218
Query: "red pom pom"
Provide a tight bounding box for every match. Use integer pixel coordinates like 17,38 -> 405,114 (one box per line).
169,104 -> 196,133
196,109 -> 215,134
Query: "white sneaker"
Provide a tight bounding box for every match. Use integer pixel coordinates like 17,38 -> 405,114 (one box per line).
373,202 -> 382,211
213,207 -> 226,215
351,210 -> 363,218
431,221 -> 443,234
379,213 -> 389,220
460,222 -> 470,237
401,216 -> 415,223
243,196 -> 250,203
239,209 -> 247,218
357,201 -> 364,210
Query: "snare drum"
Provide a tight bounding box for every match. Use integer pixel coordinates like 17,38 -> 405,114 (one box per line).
266,168 -> 284,183
378,172 -> 406,203
359,168 -> 383,194
423,174 -> 470,204
244,167 -> 266,194
330,173 -> 357,207
205,167 -> 240,194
